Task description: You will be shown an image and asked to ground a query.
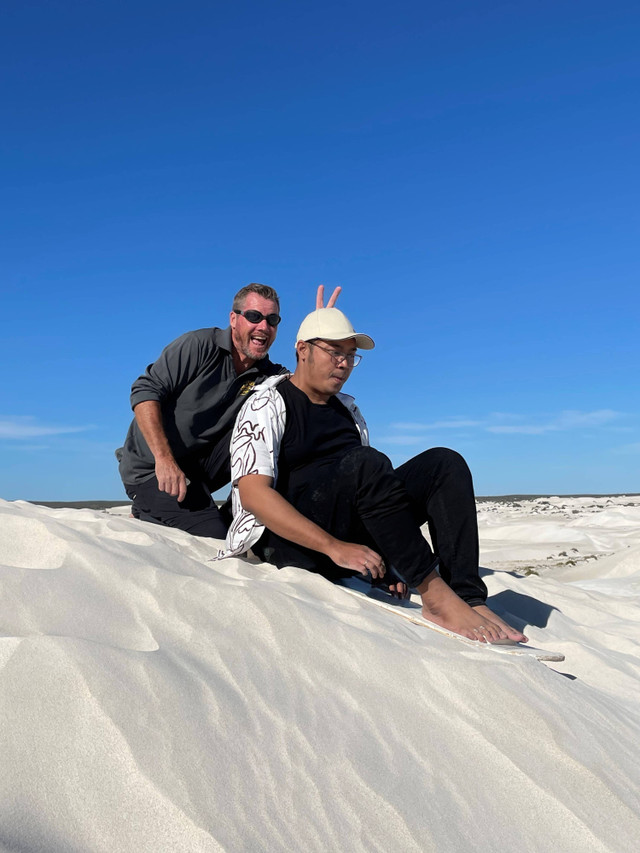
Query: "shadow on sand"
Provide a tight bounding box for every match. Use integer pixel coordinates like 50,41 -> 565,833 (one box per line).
479,567 -> 561,630
482,571 -> 576,679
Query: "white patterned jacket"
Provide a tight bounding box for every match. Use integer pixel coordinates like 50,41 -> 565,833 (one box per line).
215,374 -> 370,559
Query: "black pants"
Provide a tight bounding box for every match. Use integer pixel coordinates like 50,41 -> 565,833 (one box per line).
124,434 -> 233,539
255,446 -> 487,605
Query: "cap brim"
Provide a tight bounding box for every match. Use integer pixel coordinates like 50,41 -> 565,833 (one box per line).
313,332 -> 375,349
353,334 -> 375,350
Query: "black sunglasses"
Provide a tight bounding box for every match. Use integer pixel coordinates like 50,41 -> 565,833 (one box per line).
233,309 -> 281,327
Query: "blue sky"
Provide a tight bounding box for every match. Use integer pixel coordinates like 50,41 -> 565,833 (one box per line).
2,0 -> 638,500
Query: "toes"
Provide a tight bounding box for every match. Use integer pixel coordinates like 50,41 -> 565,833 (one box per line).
472,621 -> 506,643
472,626 -> 490,643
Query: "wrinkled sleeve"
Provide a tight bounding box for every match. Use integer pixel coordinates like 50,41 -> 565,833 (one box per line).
220,389 -> 286,556
352,404 -> 369,446
229,391 -> 283,484
336,393 -> 370,446
129,332 -> 208,410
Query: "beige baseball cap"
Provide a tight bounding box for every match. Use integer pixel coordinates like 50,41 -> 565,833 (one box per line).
295,308 -> 375,350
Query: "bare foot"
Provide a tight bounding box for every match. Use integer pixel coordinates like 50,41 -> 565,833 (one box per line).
472,604 -> 528,643
416,571 -> 507,642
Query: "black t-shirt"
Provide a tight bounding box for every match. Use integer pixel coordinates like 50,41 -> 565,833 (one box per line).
275,379 -> 362,503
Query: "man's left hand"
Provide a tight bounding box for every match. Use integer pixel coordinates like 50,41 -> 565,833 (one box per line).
387,582 -> 410,600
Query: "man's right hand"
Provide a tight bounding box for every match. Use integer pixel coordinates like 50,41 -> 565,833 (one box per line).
133,401 -> 189,502
326,541 -> 386,579
316,285 -> 341,309
155,458 -> 189,503
239,474 -> 385,577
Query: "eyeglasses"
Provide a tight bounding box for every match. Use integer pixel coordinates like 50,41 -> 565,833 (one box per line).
234,309 -> 281,327
307,340 -> 362,367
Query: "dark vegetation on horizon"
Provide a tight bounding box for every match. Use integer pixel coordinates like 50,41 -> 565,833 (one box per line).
25,494 -> 640,511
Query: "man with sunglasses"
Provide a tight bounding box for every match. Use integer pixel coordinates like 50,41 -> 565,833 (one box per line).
218,306 -> 527,644
116,283 -> 339,538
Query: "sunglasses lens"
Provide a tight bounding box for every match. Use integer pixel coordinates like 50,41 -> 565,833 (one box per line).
239,310 -> 281,327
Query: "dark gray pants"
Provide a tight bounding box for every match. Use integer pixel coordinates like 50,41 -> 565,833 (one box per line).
124,435 -> 233,538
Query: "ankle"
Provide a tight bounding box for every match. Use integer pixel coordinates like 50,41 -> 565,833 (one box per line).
416,569 -> 441,598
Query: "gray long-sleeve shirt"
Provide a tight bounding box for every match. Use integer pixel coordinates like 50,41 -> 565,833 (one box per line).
117,326 -> 286,485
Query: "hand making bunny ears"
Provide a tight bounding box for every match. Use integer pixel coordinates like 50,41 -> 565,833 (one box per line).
315,285 -> 342,309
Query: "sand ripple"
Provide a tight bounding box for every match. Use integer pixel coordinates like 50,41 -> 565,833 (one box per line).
0,513 -> 67,569
1,498 -> 639,852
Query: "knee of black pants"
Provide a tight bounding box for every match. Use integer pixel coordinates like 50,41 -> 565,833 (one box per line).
335,445 -> 410,519
410,447 -> 473,483
427,446 -> 470,470
337,445 -> 394,480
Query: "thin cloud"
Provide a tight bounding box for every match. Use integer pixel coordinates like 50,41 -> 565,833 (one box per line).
612,442 -> 640,455
486,409 -> 622,435
557,409 -> 620,428
384,410 -> 625,439
391,419 -> 483,431
488,412 -> 524,422
487,424 -> 550,435
376,434 -> 428,446
0,416 -> 94,439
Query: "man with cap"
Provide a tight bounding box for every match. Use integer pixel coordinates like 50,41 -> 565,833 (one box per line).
218,307 -> 527,643
116,284 -> 340,539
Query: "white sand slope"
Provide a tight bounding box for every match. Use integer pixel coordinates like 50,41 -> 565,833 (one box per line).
1,496 -> 640,852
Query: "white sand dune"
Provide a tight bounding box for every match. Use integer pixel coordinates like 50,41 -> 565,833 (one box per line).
1,496 -> 640,852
